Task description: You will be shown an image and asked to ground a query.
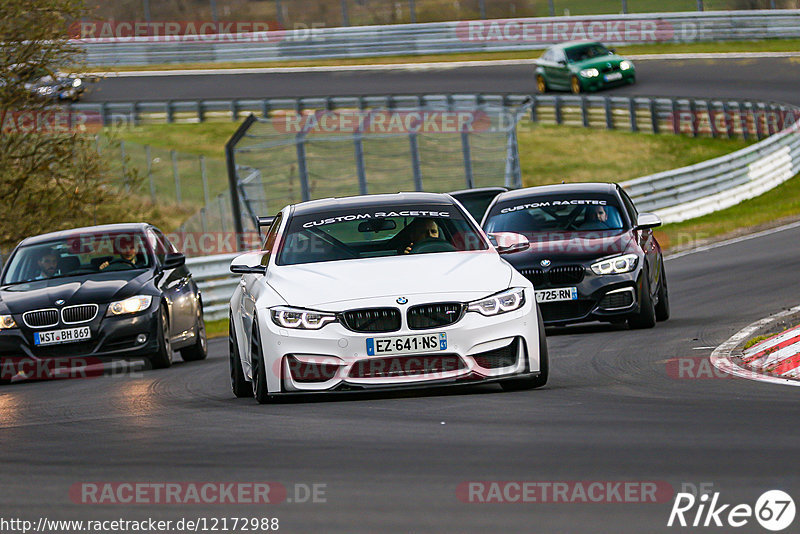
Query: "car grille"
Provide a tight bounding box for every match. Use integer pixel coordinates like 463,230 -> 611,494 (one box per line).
472,339 -> 519,369
520,265 -> 585,287
22,309 -> 59,328
407,303 -> 464,330
599,289 -> 634,309
349,355 -> 465,379
61,304 -> 98,324
340,308 -> 401,333
540,300 -> 595,323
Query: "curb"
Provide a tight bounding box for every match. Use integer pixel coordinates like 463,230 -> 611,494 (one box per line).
710,304 -> 800,387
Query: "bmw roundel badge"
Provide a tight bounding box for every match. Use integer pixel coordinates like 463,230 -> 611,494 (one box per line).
55,299 -> 65,306
396,297 -> 408,305
540,259 -> 551,268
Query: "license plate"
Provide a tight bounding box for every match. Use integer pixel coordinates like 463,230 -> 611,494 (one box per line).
604,72 -> 623,82
366,333 -> 447,356
33,326 -> 91,346
535,287 -> 578,303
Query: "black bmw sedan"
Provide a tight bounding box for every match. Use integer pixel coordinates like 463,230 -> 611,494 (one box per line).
482,183 -> 669,328
0,223 -> 206,379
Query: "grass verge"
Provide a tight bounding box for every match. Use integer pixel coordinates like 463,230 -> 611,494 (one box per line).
91,39 -> 800,72
206,318 -> 229,340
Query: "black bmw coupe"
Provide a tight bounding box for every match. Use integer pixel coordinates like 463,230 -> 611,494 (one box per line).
482,183 -> 669,328
0,223 -> 206,379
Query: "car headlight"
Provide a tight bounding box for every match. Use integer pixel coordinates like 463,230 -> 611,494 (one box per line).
0,315 -> 17,330
72,78 -> 82,88
591,254 -> 639,275
467,288 -> 526,317
107,295 -> 153,316
271,306 -> 337,330
579,68 -> 599,78
619,60 -> 632,71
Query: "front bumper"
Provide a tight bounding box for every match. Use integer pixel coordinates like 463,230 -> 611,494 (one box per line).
536,270 -> 642,326
579,69 -> 635,92
253,292 -> 542,394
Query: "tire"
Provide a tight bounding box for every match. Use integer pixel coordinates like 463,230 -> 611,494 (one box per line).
250,323 -> 275,404
628,270 -> 657,329
180,305 -> 208,361
229,315 -> 251,398
501,304 -> 549,391
570,75 -> 582,94
655,262 -> 670,322
536,74 -> 548,94
148,305 -> 172,369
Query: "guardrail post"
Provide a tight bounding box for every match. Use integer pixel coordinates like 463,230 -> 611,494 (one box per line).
409,132 -> 423,191
146,145 -> 155,202
231,100 -> 239,122
100,102 -> 108,126
261,99 -> 270,118
461,130 -> 474,189
754,103 -> 765,140
649,99 -> 659,134
554,96 -> 563,125
629,98 -> 637,132
738,102 -> 750,141
671,99 -> 680,135
689,100 -> 699,138
530,95 -> 538,123
580,97 -> 589,128
166,101 -> 174,123
706,101 -> 718,138
354,132 -> 368,195
130,102 -> 139,126
604,97 -> 614,129
722,102 -> 734,138
171,149 -> 182,203
198,101 -> 205,123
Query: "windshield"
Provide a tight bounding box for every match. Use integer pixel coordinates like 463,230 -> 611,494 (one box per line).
276,205 -> 489,266
484,196 -> 627,234
566,44 -> 611,63
2,232 -> 153,285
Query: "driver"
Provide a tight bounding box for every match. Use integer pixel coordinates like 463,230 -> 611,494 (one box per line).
585,205 -> 608,223
33,248 -> 59,280
403,218 -> 440,254
98,236 -> 141,270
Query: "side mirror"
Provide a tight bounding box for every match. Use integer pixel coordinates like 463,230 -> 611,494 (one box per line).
230,251 -> 267,275
557,59 -> 567,66
162,252 -> 185,269
635,213 -> 662,230
488,232 -> 530,255
609,48 -> 617,54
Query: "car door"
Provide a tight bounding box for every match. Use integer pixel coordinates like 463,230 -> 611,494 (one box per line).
149,228 -> 194,342
549,49 -> 570,89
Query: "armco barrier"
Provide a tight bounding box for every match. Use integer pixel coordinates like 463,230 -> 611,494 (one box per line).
177,93 -> 798,321
76,10 -> 800,66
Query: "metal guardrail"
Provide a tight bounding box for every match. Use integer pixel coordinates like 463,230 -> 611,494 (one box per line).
77,11 -> 800,66
177,92 -> 798,321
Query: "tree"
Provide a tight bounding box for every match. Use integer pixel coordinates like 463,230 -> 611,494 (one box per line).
0,0 -> 164,252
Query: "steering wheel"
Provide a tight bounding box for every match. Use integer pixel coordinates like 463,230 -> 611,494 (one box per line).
408,240 -> 457,254
104,258 -> 136,270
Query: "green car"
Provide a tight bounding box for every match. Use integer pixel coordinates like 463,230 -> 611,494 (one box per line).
535,41 -> 636,94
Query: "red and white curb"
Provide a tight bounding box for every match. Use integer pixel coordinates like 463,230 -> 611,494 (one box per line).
742,325 -> 800,378
711,304 -> 800,387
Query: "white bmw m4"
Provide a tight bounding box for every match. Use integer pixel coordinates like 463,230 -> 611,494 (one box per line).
228,192 -> 548,403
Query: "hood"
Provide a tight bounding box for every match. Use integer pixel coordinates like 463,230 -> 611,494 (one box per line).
0,271 -> 151,315
266,251 -> 512,309
572,55 -> 625,70
504,230 -> 635,268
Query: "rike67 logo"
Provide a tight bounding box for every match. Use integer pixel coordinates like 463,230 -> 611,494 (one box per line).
668,490 -> 795,531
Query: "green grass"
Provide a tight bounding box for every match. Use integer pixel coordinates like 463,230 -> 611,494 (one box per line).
658,173 -> 800,251
205,318 -> 229,339
89,38 -> 800,72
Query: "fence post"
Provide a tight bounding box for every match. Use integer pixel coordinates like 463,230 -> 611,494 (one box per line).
409,0 -> 416,23
649,99 -> 659,133
218,194 -> 227,232
629,97 -> 638,132
354,132 -> 368,195
689,100 -> 699,137
604,97 -> 614,129
554,95 -> 563,125
171,149 -> 182,204
671,99 -> 680,135
504,127 -> 521,189
461,131 -> 474,189
296,134 -> 311,201
146,145 -> 156,202
200,155 -> 210,207
341,0 -> 349,26
580,96 -> 589,128
409,132 -> 423,191
200,207 -> 208,233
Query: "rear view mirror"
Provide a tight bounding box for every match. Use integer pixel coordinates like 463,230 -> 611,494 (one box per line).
358,219 -> 397,233
230,251 -> 267,274
488,232 -> 530,255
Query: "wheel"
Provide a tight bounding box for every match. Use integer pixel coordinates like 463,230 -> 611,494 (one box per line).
570,75 -> 582,94
628,270 -> 657,329
180,305 -> 208,361
250,323 -> 275,404
536,74 -> 548,93
501,304 -> 549,391
148,305 -> 172,369
655,262 -> 670,322
229,314 -> 251,398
